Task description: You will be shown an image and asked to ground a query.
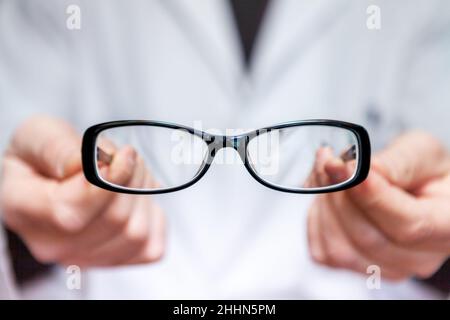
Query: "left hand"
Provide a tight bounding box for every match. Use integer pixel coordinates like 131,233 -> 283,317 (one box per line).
307,130 -> 450,280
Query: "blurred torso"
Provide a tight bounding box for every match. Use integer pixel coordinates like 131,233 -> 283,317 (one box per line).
1,0 -> 449,299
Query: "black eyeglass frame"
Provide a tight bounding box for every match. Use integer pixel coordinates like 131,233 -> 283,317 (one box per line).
82,120 -> 371,195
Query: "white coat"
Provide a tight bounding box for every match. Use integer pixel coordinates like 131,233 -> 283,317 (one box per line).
0,0 -> 449,299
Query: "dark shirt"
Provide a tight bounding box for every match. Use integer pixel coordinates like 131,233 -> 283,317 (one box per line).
229,0 -> 270,66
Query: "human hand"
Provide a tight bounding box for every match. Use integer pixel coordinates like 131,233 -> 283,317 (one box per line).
0,116 -> 165,267
307,131 -> 450,280
303,145 -> 356,189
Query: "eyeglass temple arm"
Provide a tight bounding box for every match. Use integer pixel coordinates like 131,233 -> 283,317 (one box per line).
97,147 -> 113,165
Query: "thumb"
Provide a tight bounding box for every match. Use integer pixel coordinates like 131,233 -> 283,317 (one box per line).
9,115 -> 81,180
53,145 -> 138,231
373,130 -> 450,191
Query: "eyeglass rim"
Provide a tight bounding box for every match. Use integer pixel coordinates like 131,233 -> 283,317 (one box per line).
82,119 -> 371,194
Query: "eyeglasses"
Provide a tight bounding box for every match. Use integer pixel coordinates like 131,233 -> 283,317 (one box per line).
82,120 -> 371,194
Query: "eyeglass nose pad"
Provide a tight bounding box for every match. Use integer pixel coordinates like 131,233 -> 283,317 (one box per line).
207,136 -> 248,163
227,136 -> 248,163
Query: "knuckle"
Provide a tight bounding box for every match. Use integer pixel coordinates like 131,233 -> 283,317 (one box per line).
0,184 -> 20,218
125,223 -> 149,247
29,243 -> 66,264
309,243 -> 326,265
311,252 -> 326,265
47,211 -> 66,231
380,155 -> 403,183
2,215 -> 22,233
357,229 -> 386,252
105,209 -> 129,230
383,272 -> 409,282
143,246 -> 164,263
351,176 -> 380,204
48,208 -> 82,234
412,130 -> 442,153
415,266 -> 438,279
414,260 -> 443,279
42,137 -> 60,165
0,198 -> 20,228
48,198 -> 79,233
325,246 -> 356,269
392,217 -> 432,246
1,196 -> 31,232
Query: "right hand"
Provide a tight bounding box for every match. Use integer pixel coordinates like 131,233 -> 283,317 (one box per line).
0,115 -> 165,267
303,146 -> 355,188
306,132 -> 450,280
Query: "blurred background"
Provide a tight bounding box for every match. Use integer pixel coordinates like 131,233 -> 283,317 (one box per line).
0,0 -> 450,299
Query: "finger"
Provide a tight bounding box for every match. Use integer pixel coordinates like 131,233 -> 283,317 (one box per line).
8,116 -> 81,180
374,131 -> 450,191
304,147 -> 335,188
307,198 -> 326,263
324,158 -> 348,184
315,147 -> 334,186
61,156 -> 148,256
64,198 -> 149,267
50,146 -> 138,231
96,137 -> 117,167
65,169 -> 163,266
346,165 -> 431,246
1,168 -> 110,263
303,170 -> 318,188
316,195 -> 371,272
72,195 -> 164,267
348,162 -> 450,252
71,230 -> 148,268
331,192 -> 445,278
105,145 -> 137,185
0,156 -> 100,263
413,172 -> 450,198
416,197 -> 450,252
124,199 -> 165,265
9,153 -> 148,264
316,194 -> 407,280
1,156 -> 55,230
2,173 -> 69,264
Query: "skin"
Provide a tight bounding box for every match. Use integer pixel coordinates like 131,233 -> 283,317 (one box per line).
1,116 -> 450,281
0,116 -> 165,268
306,131 -> 450,280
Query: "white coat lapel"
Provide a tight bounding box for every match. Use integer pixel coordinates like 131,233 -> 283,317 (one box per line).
251,0 -> 351,94
159,0 -> 243,100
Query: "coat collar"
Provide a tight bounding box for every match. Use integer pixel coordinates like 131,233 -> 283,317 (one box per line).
160,0 -> 351,100
251,0 -> 351,95
160,0 -> 244,102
